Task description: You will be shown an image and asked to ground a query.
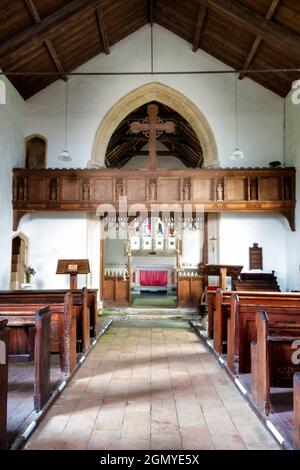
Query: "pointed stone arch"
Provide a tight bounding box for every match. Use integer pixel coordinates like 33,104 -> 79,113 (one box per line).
88,82 -> 219,168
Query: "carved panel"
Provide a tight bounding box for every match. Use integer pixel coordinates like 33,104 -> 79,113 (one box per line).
216,178 -> 224,201
226,177 -> 247,201
250,177 -> 258,201
61,177 -> 81,201
148,178 -> 157,201
82,178 -> 91,202
49,177 -> 58,201
93,178 -> 113,201
259,177 -> 281,201
157,178 -> 180,201
183,177 -> 191,201
192,178 -> 214,201
16,177 -> 26,201
115,178 -> 124,200
27,177 -> 47,201
127,178 -> 146,201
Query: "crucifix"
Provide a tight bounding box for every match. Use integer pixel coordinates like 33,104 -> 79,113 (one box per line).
130,104 -> 176,170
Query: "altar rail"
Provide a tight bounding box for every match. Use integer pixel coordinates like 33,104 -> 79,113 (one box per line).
12,167 -> 296,230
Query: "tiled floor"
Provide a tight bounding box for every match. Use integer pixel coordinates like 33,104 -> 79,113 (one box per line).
25,325 -> 279,450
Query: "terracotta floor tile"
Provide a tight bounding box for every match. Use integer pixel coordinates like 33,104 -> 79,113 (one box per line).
87,431 -> 120,450
24,325 -> 279,451
151,432 -> 182,450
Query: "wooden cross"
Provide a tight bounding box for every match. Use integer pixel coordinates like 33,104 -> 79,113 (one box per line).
130,104 -> 175,170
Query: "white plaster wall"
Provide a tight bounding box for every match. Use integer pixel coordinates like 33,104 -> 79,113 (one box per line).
25,25 -> 284,169
219,213 -> 287,290
284,92 -> 300,290
182,228 -> 204,267
19,213 -> 90,289
0,76 -> 24,289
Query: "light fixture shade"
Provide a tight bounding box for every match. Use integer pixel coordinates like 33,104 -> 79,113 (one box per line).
58,149 -> 72,161
230,147 -> 245,160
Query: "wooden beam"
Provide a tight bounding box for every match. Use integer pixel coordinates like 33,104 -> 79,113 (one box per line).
119,135 -> 183,143
95,2 -> 110,55
0,0 -> 100,59
125,113 -> 185,122
239,0 -> 281,80
24,0 -> 67,81
206,0 -> 300,62
123,150 -> 180,157
148,0 -> 155,25
193,1 -> 207,52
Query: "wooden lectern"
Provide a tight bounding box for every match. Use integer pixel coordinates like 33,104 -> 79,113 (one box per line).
203,264 -> 243,290
56,259 -> 90,290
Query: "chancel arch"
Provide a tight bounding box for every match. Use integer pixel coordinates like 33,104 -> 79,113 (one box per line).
88,82 -> 219,169
105,101 -> 203,169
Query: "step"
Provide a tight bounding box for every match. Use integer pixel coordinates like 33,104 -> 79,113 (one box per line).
102,307 -> 201,320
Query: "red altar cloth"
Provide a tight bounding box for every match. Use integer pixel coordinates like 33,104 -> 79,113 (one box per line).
140,270 -> 168,286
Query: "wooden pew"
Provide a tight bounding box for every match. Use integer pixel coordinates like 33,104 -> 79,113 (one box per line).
0,288 -> 98,339
0,288 -> 91,355
210,290 -> 300,356
294,372 -> 300,450
228,293 -> 300,373
0,320 -> 10,450
251,311 -> 300,414
0,293 -> 77,375
233,272 -> 280,292
34,306 -> 52,411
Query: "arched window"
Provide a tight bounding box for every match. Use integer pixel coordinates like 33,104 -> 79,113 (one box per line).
25,135 -> 47,169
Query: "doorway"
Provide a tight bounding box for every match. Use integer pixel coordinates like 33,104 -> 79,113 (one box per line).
10,233 -> 28,289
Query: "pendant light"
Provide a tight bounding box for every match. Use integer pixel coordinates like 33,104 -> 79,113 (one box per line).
58,80 -> 72,161
230,73 -> 244,161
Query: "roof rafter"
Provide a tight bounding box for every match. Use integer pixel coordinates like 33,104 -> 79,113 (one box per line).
193,1 -> 207,52
24,0 -> 67,81
206,0 -> 300,62
0,0 -> 101,59
239,0 -> 281,80
95,1 -> 110,55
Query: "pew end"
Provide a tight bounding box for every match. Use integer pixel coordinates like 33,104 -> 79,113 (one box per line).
294,372 -> 300,450
0,320 -> 10,450
250,311 -> 271,415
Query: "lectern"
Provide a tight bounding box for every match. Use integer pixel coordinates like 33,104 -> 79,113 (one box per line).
203,264 -> 243,290
56,259 -> 90,290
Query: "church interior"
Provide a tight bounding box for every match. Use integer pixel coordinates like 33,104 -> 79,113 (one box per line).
1,0 -> 300,454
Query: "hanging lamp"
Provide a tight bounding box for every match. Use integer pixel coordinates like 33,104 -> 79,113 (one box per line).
58,80 -> 72,161
230,73 -> 244,160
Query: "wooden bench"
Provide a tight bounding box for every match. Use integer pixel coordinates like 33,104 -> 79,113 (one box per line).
0,288 -> 91,355
294,372 -> 300,450
0,288 -> 98,339
209,290 -> 300,355
228,293 -> 300,373
233,272 -> 280,292
0,319 -> 10,450
0,293 -> 78,375
251,311 -> 300,414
